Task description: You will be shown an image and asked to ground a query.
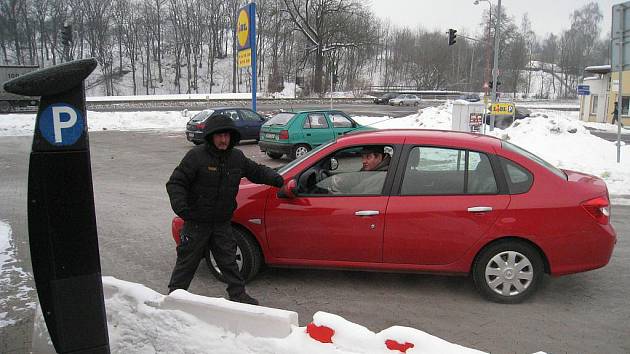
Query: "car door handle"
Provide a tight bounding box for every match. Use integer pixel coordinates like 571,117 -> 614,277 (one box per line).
306,133 -> 311,136
467,206 -> 493,213
355,210 -> 379,216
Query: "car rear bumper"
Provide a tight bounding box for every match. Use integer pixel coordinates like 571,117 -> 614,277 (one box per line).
547,223 -> 617,276
186,130 -> 205,142
259,140 -> 293,154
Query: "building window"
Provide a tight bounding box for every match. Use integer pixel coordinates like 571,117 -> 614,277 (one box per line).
622,96 -> 630,116
590,95 -> 598,114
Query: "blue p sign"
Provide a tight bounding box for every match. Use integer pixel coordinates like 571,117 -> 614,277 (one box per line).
39,103 -> 84,146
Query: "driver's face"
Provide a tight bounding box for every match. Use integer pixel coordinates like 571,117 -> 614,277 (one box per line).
362,153 -> 383,171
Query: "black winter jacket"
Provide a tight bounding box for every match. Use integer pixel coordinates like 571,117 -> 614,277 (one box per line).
167,115 -> 283,223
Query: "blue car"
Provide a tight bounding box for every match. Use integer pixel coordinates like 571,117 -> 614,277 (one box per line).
186,107 -> 266,145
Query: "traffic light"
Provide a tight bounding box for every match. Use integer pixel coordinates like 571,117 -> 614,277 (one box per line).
488,80 -> 502,89
448,29 -> 457,46
61,25 -> 72,46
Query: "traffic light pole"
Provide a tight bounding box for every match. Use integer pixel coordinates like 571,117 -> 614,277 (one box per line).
489,0 -> 501,131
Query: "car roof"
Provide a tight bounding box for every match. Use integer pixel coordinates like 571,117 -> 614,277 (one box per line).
285,109 -> 348,114
205,107 -> 253,111
337,129 -> 503,151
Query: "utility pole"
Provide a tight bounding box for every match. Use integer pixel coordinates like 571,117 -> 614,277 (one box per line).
489,0 -> 501,131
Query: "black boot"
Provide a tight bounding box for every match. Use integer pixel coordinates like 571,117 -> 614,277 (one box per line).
229,292 -> 259,305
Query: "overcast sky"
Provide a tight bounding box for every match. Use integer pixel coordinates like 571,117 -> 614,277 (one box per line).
369,0 -> 617,39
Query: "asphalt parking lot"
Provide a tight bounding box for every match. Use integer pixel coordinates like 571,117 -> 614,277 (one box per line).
1,130 -> 629,354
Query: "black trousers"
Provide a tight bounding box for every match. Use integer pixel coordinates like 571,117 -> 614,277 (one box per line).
168,220 -> 245,297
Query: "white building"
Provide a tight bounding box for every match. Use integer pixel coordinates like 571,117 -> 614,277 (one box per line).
579,65 -> 611,123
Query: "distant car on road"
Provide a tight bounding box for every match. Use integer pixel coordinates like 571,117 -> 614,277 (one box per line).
458,93 -> 481,102
186,107 -> 265,145
389,94 -> 421,106
171,129 -> 616,303
258,109 -> 373,160
373,92 -> 399,105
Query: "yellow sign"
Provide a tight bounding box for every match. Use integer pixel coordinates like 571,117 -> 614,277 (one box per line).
238,49 -> 252,68
490,103 -> 515,116
236,9 -> 250,50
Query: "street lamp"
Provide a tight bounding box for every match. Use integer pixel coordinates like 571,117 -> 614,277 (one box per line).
474,0 -> 502,131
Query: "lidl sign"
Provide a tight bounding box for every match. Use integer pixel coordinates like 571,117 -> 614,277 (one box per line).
236,4 -> 255,67
490,103 -> 515,116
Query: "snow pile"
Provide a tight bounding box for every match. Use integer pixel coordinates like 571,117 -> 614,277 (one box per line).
354,103 -> 453,130
267,81 -> 302,98
489,112 -> 630,198
101,276 -> 485,353
0,221 -> 35,327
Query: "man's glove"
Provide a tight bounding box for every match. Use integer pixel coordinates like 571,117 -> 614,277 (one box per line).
273,175 -> 284,188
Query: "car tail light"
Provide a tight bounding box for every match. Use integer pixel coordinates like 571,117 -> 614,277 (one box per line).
279,130 -> 289,140
581,196 -> 610,225
195,123 -> 205,129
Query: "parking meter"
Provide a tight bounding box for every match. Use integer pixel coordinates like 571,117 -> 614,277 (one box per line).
3,59 -> 110,353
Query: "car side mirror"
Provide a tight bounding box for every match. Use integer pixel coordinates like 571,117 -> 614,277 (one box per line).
277,179 -> 297,199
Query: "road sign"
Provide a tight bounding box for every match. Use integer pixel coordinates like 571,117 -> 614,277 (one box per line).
39,103 -> 84,145
236,8 -> 250,51
490,102 -> 514,115
238,48 -> 252,68
577,84 -> 590,96
469,113 -> 483,133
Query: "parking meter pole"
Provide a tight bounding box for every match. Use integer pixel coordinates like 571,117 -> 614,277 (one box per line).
3,59 -> 110,354
489,0 -> 501,132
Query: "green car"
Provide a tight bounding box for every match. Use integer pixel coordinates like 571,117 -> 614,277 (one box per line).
259,110 -> 374,160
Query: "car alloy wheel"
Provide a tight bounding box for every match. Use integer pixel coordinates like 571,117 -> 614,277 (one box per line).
292,144 -> 310,160
473,241 -> 543,303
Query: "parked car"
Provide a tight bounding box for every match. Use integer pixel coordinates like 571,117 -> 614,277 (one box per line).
486,107 -> 531,129
258,109 -> 373,160
389,94 -> 421,106
186,107 -> 265,145
458,93 -> 481,102
373,92 -> 399,105
171,129 -> 616,303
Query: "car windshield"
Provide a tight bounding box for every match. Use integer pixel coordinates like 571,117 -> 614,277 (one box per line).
502,140 -> 567,180
277,141 -> 334,175
263,112 -> 295,126
190,110 -> 213,122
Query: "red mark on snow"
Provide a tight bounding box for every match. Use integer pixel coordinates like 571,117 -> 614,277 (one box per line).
385,339 -> 415,353
306,323 -> 334,343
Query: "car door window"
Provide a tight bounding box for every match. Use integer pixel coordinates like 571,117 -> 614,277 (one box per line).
330,114 -> 353,128
303,113 -> 329,129
401,147 -> 498,195
225,110 -> 240,121
240,109 -> 261,121
467,152 -> 498,194
297,145 -> 393,196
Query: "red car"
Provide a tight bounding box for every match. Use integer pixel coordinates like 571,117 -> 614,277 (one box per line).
171,129 -> 616,303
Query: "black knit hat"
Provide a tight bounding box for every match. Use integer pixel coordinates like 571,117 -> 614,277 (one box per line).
203,114 -> 241,146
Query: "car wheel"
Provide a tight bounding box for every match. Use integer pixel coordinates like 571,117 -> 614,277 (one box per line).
205,227 -> 263,283
399,102 -> 403,106
266,151 -> 283,159
291,144 -> 311,160
0,101 -> 12,113
472,240 -> 544,304
414,102 -> 419,107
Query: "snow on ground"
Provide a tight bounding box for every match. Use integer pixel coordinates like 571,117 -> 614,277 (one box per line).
106,276 -> 487,353
0,220 -> 35,327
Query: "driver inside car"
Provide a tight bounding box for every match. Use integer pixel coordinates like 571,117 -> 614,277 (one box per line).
309,145 -> 391,195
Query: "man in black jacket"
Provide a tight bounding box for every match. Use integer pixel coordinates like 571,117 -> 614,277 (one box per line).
166,114 -> 283,305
